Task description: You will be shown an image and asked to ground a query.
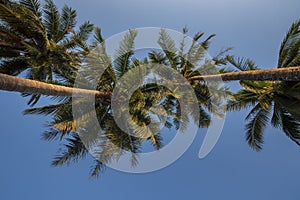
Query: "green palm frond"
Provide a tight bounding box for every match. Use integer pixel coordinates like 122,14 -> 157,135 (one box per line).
63,21 -> 94,53
227,80 -> 273,112
23,102 -> 69,115
21,93 -> 41,106
0,2 -> 47,43
183,32 -> 208,71
178,26 -> 188,58
60,5 -> 77,30
280,108 -> 300,146
23,104 -> 58,116
52,134 -> 87,166
90,160 -> 105,178
113,29 -> 137,78
77,21 -> 94,41
193,82 -> 216,112
148,50 -> 167,64
42,117 -> 74,141
198,106 -> 211,128
239,80 -> 272,93
54,5 -> 77,41
275,95 -> 300,122
51,121 -> 75,136
23,97 -> 74,139
200,34 -> 216,50
227,89 -> 260,111
278,19 -> 300,68
213,47 -> 233,66
43,0 -> 60,40
226,56 -> 260,71
271,102 -> 281,128
245,104 -> 271,151
93,27 -> 104,44
42,128 -> 62,141
150,133 -> 163,150
289,53 -> 300,67
60,35 -> 80,49
157,28 -> 179,69
0,58 -> 29,75
19,0 -> 41,17
279,38 -> 300,68
0,40 -> 24,50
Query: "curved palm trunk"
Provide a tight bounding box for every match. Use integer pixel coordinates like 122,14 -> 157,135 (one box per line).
189,66 -> 300,81
0,73 -> 111,99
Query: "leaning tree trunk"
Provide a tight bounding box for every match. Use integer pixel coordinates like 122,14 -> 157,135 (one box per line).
189,66 -> 300,81
0,66 -> 300,100
0,73 -> 111,99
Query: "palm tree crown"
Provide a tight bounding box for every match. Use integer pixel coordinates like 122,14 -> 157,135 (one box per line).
23,26 -> 229,177
228,19 -> 300,151
0,0 -> 93,105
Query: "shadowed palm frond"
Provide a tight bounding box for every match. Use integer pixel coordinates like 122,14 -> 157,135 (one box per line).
20,0 -> 41,17
271,102 -> 281,128
52,134 -> 87,166
90,160 -> 105,178
23,103 -> 69,115
0,58 -> 29,75
280,108 -> 300,146
0,1 -> 47,43
278,19 -> 300,68
245,104 -> 271,151
43,0 -> 60,40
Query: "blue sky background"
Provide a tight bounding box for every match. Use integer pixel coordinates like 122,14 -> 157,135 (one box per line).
0,0 -> 300,199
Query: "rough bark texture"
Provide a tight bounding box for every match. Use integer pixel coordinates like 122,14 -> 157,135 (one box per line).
0,67 -> 300,99
0,73 -> 111,98
189,66 -> 300,81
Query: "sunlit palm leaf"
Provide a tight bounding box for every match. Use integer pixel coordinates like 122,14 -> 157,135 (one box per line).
157,28 -> 179,69
113,29 -> 137,78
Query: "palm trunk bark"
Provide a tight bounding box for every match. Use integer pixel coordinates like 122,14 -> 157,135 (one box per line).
189,66 -> 300,81
0,73 -> 111,99
0,67 -> 299,99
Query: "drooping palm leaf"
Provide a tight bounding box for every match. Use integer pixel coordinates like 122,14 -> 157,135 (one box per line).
52,134 -> 88,166
245,104 -> 271,151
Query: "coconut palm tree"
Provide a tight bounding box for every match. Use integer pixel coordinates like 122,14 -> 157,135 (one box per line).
21,27 -> 227,177
0,1 -> 299,176
0,0 -> 93,105
227,19 -> 300,151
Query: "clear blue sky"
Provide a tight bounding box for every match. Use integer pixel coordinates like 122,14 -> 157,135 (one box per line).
1,0 -> 300,199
